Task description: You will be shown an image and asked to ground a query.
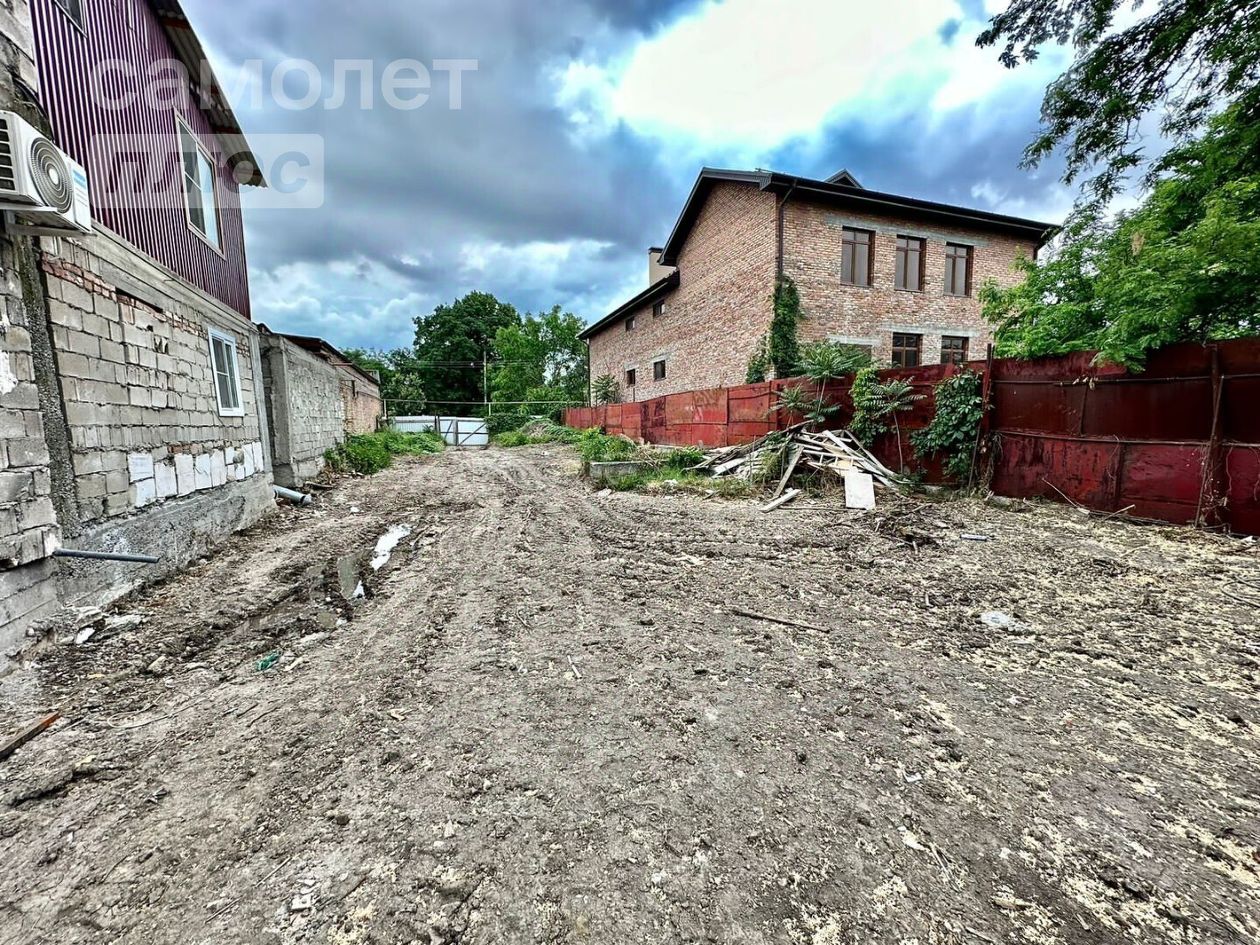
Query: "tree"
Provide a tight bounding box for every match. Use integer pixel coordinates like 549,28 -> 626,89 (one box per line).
977,0 -> 1260,205
774,341 -> 871,429
412,292 -> 520,411
591,375 -> 620,405
343,348 -> 427,411
490,305 -> 587,410
982,105 -> 1260,367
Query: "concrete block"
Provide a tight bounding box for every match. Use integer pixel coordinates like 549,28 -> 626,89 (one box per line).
194,454 -> 212,490
7,438 -> 49,469
17,497 -> 55,530
131,477 -> 157,508
0,470 -> 35,505
210,449 -> 227,488
128,452 -> 155,482
105,466 -> 128,495
77,473 -> 107,501
175,453 -> 195,496
233,464 -> 245,481
243,445 -> 256,478
155,462 -> 178,499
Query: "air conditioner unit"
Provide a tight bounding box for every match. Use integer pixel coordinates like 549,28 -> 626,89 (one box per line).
0,110 -> 92,236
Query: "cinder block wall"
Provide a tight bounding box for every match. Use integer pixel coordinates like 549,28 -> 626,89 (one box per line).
32,229 -> 275,617
261,335 -> 346,486
783,202 -> 1037,365
588,182 -> 777,399
0,1 -> 61,639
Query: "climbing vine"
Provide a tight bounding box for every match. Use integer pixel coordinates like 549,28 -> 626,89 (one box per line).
911,371 -> 985,481
745,334 -> 771,383
768,276 -> 802,378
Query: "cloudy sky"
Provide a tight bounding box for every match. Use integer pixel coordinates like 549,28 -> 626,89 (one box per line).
185,0 -> 1075,351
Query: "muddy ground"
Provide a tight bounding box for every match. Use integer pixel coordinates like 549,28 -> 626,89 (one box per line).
0,445 -> 1257,945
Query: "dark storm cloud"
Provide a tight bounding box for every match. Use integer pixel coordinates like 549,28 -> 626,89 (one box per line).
184,0 -> 1064,350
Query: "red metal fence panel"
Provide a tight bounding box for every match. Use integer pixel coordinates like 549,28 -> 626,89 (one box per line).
561,339 -> 1260,534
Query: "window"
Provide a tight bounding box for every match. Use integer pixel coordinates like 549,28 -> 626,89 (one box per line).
944,243 -> 973,296
891,333 -> 922,368
652,300 -> 665,318
653,359 -> 667,381
625,368 -> 636,387
895,236 -> 925,291
841,227 -> 874,286
940,335 -> 969,366
177,119 -> 222,252
208,328 -> 244,416
53,0 -> 85,29
625,314 -> 636,332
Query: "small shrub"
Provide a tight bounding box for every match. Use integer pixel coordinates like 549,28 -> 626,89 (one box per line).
576,429 -> 639,464
324,429 -> 443,476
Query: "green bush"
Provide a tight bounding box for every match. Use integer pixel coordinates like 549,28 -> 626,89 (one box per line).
911,371 -> 985,481
575,429 -> 639,464
324,429 -> 444,476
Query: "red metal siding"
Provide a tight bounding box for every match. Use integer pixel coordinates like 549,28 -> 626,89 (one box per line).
30,0 -> 252,317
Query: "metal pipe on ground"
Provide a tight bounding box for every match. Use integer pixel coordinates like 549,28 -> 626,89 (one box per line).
274,485 -> 314,506
54,549 -> 161,565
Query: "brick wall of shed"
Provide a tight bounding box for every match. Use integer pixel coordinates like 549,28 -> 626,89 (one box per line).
261,336 -> 346,487
588,182 -> 777,399
338,369 -> 382,435
783,202 -> 1037,365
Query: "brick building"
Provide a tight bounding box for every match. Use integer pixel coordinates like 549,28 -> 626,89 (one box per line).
582,169 -> 1056,400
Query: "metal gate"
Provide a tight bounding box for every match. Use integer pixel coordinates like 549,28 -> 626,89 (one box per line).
392,415 -> 489,449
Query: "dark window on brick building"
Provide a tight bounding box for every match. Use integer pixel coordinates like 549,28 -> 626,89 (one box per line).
652,300 -> 665,318
841,227 -> 874,286
891,333 -> 922,368
625,314 -> 636,331
625,368 -> 636,386
895,236 -> 925,291
653,359 -> 667,381
944,243 -> 973,297
940,335 -> 969,365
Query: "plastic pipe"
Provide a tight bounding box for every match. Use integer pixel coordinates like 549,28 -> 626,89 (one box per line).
273,485 -> 314,506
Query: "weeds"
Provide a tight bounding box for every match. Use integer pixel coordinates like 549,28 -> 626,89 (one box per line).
325,429 -> 444,476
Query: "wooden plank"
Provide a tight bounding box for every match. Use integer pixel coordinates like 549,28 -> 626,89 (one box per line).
0,712 -> 60,763
760,488 -> 800,513
771,444 -> 804,499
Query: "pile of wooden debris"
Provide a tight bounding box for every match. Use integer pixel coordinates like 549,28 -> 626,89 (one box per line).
690,427 -> 906,512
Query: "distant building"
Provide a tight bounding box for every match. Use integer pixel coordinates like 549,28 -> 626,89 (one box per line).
581,168 -> 1056,399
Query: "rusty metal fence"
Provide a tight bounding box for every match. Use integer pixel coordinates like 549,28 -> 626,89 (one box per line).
565,339 -> 1260,534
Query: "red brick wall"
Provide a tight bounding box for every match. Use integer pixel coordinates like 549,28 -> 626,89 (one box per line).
588,182 -> 777,399
783,202 -> 1037,365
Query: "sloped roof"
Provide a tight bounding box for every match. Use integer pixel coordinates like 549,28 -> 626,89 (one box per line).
658,167 -> 1057,265
149,0 -> 266,187
578,271 -> 679,341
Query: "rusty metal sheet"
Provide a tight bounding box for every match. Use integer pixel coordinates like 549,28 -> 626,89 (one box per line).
1084,379 -> 1212,440
1226,447 -> 1260,534
992,433 -> 1122,510
664,389 -> 727,426
1224,377 -> 1260,443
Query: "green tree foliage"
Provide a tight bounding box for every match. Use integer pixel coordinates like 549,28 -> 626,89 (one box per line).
850,367 -> 924,470
591,374 -> 620,405
911,371 -> 985,482
412,292 -> 520,410
768,276 -> 802,378
774,341 -> 871,429
342,348 -> 428,412
490,305 -> 587,406
982,107 -> 1260,367
978,0 -> 1260,204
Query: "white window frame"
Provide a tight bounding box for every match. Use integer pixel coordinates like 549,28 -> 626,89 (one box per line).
176,117 -> 225,256
208,327 -> 245,417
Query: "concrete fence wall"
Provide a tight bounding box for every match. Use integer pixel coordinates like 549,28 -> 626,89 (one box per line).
261,333 -> 346,487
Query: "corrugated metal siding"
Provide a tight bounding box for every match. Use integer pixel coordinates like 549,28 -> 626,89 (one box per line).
30,0 -> 252,317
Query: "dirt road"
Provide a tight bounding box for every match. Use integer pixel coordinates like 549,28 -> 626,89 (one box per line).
1,445 -> 1257,944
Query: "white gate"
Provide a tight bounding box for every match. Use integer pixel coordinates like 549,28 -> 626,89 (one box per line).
392,415 -> 488,449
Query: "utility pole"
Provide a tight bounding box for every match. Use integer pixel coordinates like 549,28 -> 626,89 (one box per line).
482,350 -> 491,418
